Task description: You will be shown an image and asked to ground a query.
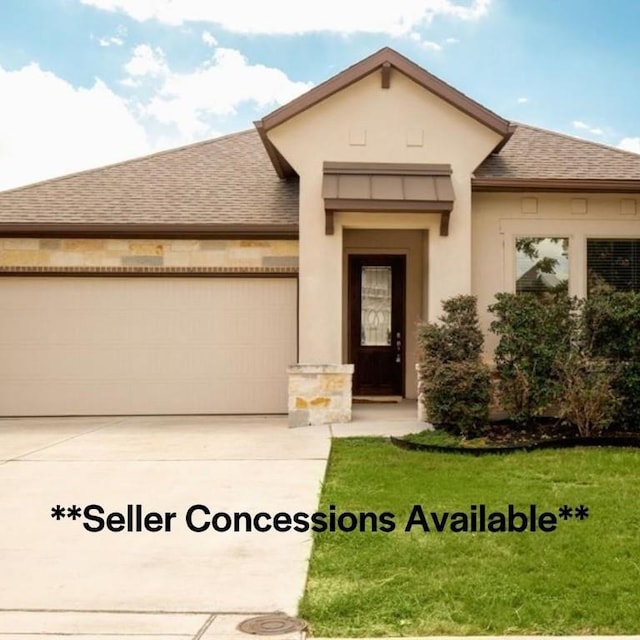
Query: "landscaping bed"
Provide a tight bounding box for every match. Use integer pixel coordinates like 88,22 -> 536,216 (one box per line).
395,421 -> 640,454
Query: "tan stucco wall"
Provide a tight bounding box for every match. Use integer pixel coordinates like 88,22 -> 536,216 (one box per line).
0,238 -> 299,269
267,69 -> 503,367
472,192 -> 640,354
342,228 -> 425,399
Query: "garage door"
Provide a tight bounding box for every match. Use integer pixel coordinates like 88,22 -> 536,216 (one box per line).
0,277 -> 297,416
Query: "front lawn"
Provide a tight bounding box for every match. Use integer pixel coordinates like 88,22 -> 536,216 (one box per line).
299,438 -> 640,637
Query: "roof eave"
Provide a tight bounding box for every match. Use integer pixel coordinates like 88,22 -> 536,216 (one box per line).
472,178 -> 640,193
253,121 -> 298,180
260,48 -> 511,136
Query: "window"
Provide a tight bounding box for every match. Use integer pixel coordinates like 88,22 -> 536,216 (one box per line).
515,237 -> 569,296
587,239 -> 640,294
360,266 -> 392,345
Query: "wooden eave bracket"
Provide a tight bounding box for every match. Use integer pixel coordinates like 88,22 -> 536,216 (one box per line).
381,62 -> 391,89
440,211 -> 450,236
326,210 -> 335,235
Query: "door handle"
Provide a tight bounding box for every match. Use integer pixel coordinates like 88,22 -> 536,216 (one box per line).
395,332 -> 401,363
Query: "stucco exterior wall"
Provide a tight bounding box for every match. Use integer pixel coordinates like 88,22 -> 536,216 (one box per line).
267,70 -> 503,366
0,238 -> 299,270
472,192 -> 640,354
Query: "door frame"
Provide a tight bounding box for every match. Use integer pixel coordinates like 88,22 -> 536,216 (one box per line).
347,254 -> 406,396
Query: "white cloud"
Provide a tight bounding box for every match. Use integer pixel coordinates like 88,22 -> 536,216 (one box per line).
618,137 -> 640,154
124,45 -> 313,138
0,63 -> 152,190
124,44 -> 168,76
572,120 -> 604,136
202,31 -> 218,47
98,36 -> 124,46
421,41 -> 443,51
445,37 -> 459,44
92,25 -> 127,47
80,0 -> 491,33
516,97 -> 529,104
0,41 -> 316,189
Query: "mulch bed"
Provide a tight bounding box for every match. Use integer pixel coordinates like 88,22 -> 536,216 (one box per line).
392,418 -> 640,455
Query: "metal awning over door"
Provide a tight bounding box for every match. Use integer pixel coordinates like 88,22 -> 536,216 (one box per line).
322,162 -> 455,235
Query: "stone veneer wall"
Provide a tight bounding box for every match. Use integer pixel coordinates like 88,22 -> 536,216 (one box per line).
0,238 -> 299,270
288,364 -> 354,427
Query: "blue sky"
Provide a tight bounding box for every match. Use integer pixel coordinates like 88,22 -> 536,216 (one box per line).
1,0 -> 639,190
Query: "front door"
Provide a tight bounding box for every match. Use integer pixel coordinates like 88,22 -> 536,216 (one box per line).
348,255 -> 405,396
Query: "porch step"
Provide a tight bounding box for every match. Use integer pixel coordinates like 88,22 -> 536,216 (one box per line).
353,396 -> 403,404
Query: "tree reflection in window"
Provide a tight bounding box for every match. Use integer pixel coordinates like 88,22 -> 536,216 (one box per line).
515,237 -> 569,297
587,239 -> 640,294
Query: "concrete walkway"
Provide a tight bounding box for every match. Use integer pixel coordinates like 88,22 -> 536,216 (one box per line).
0,408 -> 423,639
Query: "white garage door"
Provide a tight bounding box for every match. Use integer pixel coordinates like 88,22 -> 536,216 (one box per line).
0,277 -> 297,416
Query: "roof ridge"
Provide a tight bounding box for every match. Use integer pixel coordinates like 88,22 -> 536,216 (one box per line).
511,121 -> 640,161
0,128 -> 257,195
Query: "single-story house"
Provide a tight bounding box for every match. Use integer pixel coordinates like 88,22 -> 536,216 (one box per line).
1,47 -> 639,423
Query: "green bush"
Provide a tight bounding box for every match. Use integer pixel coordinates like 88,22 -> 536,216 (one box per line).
583,292 -> 640,431
488,292 -> 574,426
419,360 -> 490,434
417,295 -> 490,435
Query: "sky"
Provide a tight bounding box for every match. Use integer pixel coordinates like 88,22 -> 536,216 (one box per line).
1,0 -> 640,191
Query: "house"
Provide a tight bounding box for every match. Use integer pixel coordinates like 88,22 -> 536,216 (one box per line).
1,47 -> 639,423
516,265 -> 564,295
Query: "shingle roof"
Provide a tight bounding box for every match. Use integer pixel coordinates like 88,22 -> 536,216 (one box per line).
2,120 -> 640,233
0,129 -> 298,230
475,123 -> 640,181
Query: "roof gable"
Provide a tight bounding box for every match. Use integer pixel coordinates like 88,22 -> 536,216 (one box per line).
256,47 -> 513,178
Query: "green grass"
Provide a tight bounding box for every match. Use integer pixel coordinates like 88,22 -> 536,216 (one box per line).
299,437 -> 640,637
402,428 -> 463,446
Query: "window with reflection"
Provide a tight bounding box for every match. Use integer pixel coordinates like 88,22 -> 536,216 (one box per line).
515,237 -> 569,296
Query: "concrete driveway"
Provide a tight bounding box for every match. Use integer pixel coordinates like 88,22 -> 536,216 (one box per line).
0,415 -> 332,638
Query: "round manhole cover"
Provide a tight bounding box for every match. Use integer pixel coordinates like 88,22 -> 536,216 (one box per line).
237,614 -> 307,636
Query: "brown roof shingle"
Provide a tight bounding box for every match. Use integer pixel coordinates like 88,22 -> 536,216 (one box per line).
2,119 -> 640,234
475,123 -> 640,182
0,129 -> 298,233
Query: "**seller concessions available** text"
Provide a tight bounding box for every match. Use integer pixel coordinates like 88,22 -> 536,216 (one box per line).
73,503 -> 568,534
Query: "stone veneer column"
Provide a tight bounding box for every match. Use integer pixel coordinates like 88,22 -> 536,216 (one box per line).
287,364 -> 354,427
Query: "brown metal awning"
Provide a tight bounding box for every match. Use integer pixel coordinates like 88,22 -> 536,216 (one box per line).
322,162 -> 455,236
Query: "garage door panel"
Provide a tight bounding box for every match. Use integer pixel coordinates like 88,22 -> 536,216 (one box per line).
0,277 -> 297,415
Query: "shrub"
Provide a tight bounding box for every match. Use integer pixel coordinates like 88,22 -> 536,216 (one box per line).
488,292 -> 574,426
417,295 -> 490,436
555,353 -> 620,437
583,292 -> 640,431
419,360 -> 490,435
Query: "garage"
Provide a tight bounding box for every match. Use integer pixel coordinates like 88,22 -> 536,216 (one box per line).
0,276 -> 297,416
